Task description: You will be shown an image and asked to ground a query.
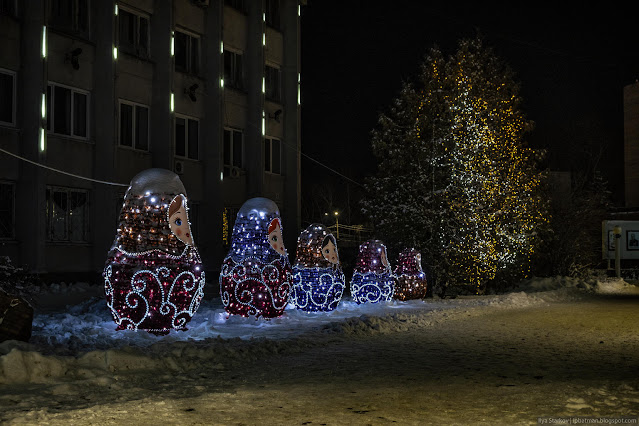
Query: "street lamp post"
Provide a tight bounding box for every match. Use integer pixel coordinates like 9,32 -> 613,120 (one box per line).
334,211 -> 339,239
614,225 -> 622,278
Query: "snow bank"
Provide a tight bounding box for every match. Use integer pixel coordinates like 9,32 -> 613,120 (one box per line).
1,275 -> 636,385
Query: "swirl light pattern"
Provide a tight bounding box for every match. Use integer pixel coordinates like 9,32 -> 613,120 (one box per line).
219,197 -> 292,318
104,248 -> 205,335
349,240 -> 395,304
291,267 -> 345,312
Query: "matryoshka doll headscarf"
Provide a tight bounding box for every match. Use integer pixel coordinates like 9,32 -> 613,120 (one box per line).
393,248 -> 428,300
350,239 -> 395,304
103,168 -> 205,335
291,223 -> 345,312
219,197 -> 292,318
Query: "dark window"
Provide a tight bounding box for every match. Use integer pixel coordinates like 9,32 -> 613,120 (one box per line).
223,128 -> 243,174
265,0 -> 280,29
175,115 -> 199,160
174,30 -> 199,75
0,0 -> 17,17
119,9 -> 150,58
0,183 -> 14,239
223,50 -> 243,90
49,0 -> 89,36
0,70 -> 15,125
119,101 -> 149,150
224,0 -> 246,13
47,83 -> 89,138
265,65 -> 281,102
264,137 -> 281,174
46,187 -> 89,242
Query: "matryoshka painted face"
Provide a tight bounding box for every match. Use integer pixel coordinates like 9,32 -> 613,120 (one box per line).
321,236 -> 338,264
168,195 -> 193,246
268,218 -> 286,255
380,247 -> 389,267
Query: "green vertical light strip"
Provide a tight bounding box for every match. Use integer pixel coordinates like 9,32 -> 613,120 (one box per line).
41,26 -> 47,58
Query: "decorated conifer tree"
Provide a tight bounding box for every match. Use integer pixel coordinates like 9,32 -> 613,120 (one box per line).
362,38 -> 549,294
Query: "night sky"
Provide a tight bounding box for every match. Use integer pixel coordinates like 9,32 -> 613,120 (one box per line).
299,2 -> 639,213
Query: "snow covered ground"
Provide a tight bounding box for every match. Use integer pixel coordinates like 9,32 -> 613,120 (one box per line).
1,276 -> 639,425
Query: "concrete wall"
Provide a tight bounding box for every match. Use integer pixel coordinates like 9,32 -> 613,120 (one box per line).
0,0 -> 302,277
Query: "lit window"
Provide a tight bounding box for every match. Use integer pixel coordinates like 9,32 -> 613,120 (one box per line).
174,30 -> 200,75
175,114 -> 199,160
0,69 -> 16,126
119,100 -> 149,150
46,187 -> 89,242
264,137 -> 281,174
118,7 -> 150,58
46,83 -> 89,139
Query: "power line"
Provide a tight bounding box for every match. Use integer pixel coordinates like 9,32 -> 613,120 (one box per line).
0,148 -> 130,187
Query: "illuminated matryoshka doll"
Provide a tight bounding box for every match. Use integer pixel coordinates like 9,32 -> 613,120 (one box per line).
349,239 -> 394,304
291,224 -> 345,312
103,168 -> 205,335
393,248 -> 428,301
219,197 -> 292,318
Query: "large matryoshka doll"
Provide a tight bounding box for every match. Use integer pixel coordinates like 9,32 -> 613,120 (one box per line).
393,248 -> 428,300
219,197 -> 292,318
350,239 -> 394,304
291,224 -> 345,312
103,168 -> 205,335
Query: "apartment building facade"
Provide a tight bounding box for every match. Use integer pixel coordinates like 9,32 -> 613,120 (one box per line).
0,0 -> 302,276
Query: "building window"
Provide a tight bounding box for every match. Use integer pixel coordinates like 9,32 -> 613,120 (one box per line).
174,30 -> 199,75
224,0 -> 246,13
0,69 -> 15,126
264,137 -> 281,174
265,0 -> 280,29
223,49 -> 243,90
265,65 -> 281,102
46,187 -> 89,242
0,0 -> 18,17
118,7 -> 149,58
175,115 -> 199,160
0,182 -> 14,239
48,0 -> 89,36
119,100 -> 149,150
223,128 -> 243,174
46,83 -> 89,139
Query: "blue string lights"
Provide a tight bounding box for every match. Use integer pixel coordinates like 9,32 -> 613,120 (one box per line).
291,224 -> 345,312
219,197 -> 292,318
350,240 -> 395,304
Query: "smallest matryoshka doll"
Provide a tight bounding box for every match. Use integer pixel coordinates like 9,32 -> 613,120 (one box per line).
349,239 -> 395,304
218,197 -> 292,318
393,248 -> 428,301
291,224 -> 345,312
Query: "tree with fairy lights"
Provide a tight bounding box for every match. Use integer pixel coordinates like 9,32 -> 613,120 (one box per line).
363,38 -> 549,294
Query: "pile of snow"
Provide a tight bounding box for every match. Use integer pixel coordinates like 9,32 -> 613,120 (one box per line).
1,275 -> 636,385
